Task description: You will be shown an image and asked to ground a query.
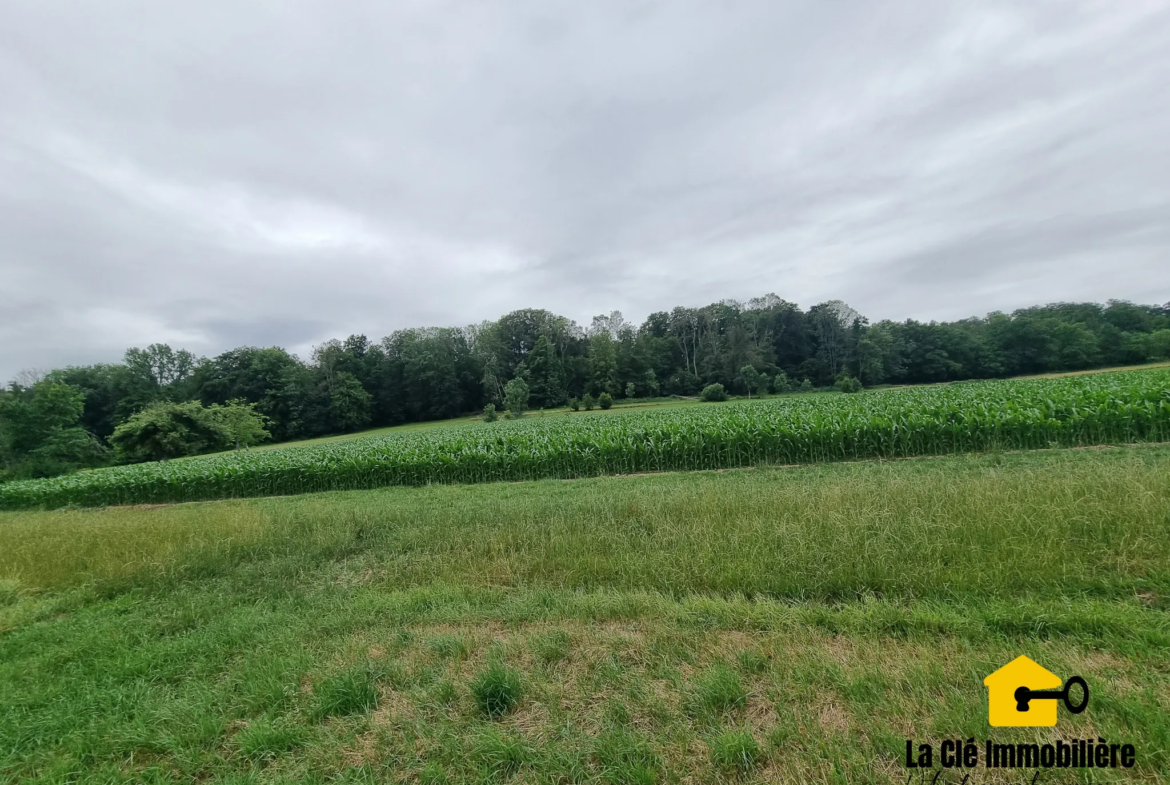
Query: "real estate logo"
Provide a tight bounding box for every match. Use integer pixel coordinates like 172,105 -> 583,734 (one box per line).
983,655 -> 1089,727
902,656 -> 1137,778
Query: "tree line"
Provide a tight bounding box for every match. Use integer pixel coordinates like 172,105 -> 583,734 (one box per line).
2,295 -> 1168,480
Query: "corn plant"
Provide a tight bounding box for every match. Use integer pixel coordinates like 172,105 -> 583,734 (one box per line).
2,369 -> 1168,510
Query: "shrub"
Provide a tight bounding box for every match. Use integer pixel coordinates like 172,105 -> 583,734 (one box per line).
834,372 -> 862,393
109,401 -> 230,462
625,382 -> 636,398
482,403 -> 498,423
311,664 -> 380,719
708,730 -> 761,773
598,392 -> 613,410
772,371 -> 792,394
568,397 -> 580,411
582,393 -> 596,411
471,664 -> 523,719
799,378 -> 813,392
700,383 -> 728,402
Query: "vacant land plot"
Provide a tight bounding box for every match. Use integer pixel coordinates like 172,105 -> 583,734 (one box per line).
2,446 -> 1167,783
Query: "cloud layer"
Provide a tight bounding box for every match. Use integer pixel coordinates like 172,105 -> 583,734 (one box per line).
2,1 -> 1168,380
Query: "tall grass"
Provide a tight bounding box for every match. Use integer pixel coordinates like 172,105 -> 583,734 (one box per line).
2,369 -> 1168,509
3,446 -> 1167,602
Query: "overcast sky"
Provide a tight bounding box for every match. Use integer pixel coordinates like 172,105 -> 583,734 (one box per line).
2,1 -> 1168,380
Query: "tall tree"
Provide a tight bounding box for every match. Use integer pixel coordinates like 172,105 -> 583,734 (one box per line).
0,381 -> 108,478
525,334 -> 564,408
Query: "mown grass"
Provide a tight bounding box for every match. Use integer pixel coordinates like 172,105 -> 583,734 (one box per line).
0,447 -> 1168,783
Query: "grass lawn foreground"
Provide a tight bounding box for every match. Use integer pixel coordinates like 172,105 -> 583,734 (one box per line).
1,444 -> 1168,783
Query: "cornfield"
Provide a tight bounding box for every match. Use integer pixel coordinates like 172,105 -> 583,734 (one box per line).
3,369 -> 1168,510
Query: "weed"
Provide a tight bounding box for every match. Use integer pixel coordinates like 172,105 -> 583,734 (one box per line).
473,727 -> 531,774
419,762 -> 447,784
470,664 -> 524,719
594,728 -> 663,785
428,678 -> 457,707
427,634 -> 469,660
311,663 -> 380,719
708,729 -> 761,773
734,650 -> 768,675
531,629 -> 572,663
0,578 -> 23,606
687,664 -> 747,716
235,717 -> 307,760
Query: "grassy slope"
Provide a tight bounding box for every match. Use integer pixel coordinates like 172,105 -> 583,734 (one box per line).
187,397 -> 714,460
2,446 -> 1168,783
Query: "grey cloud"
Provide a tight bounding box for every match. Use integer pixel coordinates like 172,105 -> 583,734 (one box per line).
2,0 -> 1169,380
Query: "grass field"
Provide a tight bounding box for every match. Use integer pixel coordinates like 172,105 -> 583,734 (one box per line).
2,445 -> 1168,783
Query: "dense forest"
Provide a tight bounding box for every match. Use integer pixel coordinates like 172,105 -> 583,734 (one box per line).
2,295 -> 1169,480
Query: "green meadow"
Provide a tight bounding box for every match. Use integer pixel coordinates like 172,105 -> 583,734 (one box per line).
2,445 -> 1168,783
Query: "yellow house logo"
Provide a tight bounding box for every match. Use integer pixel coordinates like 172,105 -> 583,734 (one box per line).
984,655 -> 1089,727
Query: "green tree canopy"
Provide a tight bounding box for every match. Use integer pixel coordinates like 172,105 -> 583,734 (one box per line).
0,381 -> 108,479
504,377 -> 530,418
109,401 -> 230,463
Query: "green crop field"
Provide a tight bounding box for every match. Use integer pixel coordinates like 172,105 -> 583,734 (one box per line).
3,369 -> 1169,510
2,446 -> 1168,783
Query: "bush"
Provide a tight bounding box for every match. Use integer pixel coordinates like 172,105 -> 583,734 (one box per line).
625,382 -> 636,398
772,371 -> 792,394
799,378 -> 813,393
598,392 -> 613,410
834,372 -> 862,393
110,401 -> 231,462
708,730 -> 761,772
568,397 -> 580,411
471,664 -> 524,719
312,663 -> 380,719
700,383 -> 728,402
582,393 -> 596,411
482,403 -> 498,423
